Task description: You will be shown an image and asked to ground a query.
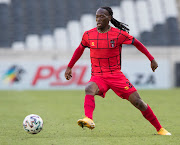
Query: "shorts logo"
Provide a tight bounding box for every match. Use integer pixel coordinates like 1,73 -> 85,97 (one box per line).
124,86 -> 129,90
110,40 -> 115,48
91,42 -> 95,46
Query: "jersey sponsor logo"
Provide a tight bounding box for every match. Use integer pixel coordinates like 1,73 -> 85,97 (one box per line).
91,42 -> 95,46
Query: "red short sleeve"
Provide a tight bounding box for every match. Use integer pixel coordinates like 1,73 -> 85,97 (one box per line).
81,31 -> 89,48
119,30 -> 134,45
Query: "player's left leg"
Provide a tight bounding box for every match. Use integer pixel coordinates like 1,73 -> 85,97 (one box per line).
107,72 -> 171,135
128,91 -> 171,135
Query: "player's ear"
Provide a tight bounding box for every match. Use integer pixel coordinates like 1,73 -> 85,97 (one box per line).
108,15 -> 112,21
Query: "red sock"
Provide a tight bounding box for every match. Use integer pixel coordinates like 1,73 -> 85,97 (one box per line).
141,105 -> 162,131
84,95 -> 95,120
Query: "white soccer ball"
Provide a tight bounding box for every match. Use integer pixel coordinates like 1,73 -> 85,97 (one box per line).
23,114 -> 43,134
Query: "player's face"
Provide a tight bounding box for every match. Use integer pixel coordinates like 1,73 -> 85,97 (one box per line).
96,8 -> 111,30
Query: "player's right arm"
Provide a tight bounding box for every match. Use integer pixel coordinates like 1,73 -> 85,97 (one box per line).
65,32 -> 89,80
65,44 -> 85,80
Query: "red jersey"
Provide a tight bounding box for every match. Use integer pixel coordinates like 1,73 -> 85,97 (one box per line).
81,27 -> 134,76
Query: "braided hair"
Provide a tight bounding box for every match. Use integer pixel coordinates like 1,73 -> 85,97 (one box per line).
101,6 -> 130,33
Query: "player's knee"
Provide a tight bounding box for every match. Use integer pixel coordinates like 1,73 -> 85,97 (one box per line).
134,99 -> 147,111
134,99 -> 142,108
85,85 -> 96,96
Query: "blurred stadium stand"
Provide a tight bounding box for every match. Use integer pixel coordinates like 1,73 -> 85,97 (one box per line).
177,0 -> 180,28
0,0 -> 180,50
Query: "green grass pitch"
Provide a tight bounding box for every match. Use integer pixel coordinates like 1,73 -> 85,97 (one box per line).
0,89 -> 179,145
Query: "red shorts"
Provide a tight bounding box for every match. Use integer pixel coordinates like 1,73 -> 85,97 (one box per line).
89,72 -> 137,100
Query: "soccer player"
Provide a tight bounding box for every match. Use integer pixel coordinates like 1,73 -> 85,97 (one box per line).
65,7 -> 171,135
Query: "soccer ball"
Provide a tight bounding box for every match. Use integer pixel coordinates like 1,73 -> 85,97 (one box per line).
23,114 -> 43,134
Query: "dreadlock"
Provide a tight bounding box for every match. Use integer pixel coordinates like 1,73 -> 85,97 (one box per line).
101,6 -> 130,33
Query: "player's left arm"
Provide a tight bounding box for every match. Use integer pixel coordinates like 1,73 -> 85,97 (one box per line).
120,30 -> 158,72
133,38 -> 158,72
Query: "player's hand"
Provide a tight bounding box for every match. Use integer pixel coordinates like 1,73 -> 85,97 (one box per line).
151,59 -> 158,72
65,67 -> 72,80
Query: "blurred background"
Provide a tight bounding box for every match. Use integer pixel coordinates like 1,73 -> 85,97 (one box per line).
0,0 -> 180,90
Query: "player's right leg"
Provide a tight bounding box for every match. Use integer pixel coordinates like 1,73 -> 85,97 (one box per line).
77,76 -> 110,129
77,117 -> 95,130
77,82 -> 98,129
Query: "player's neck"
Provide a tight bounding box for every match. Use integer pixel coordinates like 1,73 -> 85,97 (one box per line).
97,25 -> 111,33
